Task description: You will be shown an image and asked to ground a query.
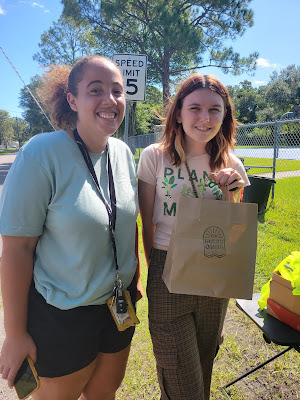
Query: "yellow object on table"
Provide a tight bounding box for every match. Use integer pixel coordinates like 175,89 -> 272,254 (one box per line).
258,251 -> 300,310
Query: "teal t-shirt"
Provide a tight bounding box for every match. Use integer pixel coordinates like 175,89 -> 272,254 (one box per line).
0,130 -> 138,309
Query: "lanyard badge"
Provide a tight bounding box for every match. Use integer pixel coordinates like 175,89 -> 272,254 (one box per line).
107,273 -> 140,331
73,129 -> 139,331
114,275 -> 127,314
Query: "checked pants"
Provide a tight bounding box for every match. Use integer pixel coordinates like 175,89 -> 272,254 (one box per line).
147,248 -> 229,400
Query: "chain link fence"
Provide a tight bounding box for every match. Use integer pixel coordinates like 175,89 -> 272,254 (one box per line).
124,118 -> 300,208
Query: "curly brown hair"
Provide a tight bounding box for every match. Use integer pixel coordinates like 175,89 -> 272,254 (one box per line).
161,74 -> 238,171
37,55 -> 117,130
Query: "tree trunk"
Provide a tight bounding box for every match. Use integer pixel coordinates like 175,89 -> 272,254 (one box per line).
162,75 -> 171,112
162,54 -> 171,112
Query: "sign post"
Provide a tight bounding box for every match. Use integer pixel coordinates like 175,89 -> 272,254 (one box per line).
113,53 -> 147,143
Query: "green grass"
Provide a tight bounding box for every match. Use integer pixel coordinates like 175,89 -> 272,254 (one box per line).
117,217 -> 160,399
242,157 -> 300,174
254,177 -> 300,290
117,176 -> 300,399
0,148 -> 19,155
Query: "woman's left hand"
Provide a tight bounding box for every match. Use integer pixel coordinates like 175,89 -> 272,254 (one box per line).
210,168 -> 245,202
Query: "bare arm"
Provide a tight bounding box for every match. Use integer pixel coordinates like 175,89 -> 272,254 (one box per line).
0,235 -> 39,388
138,180 -> 156,267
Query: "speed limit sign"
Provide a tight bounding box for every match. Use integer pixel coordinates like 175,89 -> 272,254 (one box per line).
113,54 -> 147,101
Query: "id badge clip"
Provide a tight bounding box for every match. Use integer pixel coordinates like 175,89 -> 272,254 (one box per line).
107,275 -> 140,331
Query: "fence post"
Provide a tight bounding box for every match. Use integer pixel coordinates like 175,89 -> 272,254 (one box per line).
272,121 -> 279,199
124,100 -> 130,144
138,134 -> 141,159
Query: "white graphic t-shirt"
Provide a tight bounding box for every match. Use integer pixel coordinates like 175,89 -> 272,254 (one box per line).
137,143 -> 250,249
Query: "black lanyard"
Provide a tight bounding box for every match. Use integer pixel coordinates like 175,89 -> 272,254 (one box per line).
73,129 -> 120,275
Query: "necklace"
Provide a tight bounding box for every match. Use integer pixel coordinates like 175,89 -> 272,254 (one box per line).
185,160 -> 199,198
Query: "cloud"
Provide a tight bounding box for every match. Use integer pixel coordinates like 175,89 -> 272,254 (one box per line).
256,58 -> 279,68
32,2 -> 44,8
0,5 -> 6,14
253,81 -> 266,86
32,2 -> 50,13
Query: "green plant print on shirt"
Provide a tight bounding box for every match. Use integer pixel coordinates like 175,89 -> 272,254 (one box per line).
162,175 -> 177,200
181,184 -> 193,197
181,170 -> 223,199
197,178 -> 207,197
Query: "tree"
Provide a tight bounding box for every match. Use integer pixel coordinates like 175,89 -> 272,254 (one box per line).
62,0 -> 258,106
33,16 -> 100,66
256,106 -> 278,123
19,75 -> 53,137
229,80 -> 266,123
265,80 -> 292,113
121,85 -> 163,137
12,117 -> 30,144
0,110 -> 15,147
145,85 -> 163,107
269,65 -> 300,106
251,65 -> 300,122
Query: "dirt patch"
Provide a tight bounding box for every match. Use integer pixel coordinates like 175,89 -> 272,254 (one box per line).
212,300 -> 300,399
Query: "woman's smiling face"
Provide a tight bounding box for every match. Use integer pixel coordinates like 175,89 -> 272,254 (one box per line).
67,59 -> 125,150
177,88 -> 226,154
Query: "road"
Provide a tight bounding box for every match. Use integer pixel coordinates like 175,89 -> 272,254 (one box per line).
233,147 -> 300,160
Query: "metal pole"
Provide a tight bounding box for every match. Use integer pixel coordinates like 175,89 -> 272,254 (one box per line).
138,134 -> 141,159
272,122 -> 279,199
124,100 -> 130,145
275,121 -> 280,159
277,112 -> 294,158
272,112 -> 294,199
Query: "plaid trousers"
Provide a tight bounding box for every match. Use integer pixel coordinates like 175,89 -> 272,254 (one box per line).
147,248 -> 229,400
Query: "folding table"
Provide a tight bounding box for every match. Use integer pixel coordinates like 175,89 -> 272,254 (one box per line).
220,293 -> 300,399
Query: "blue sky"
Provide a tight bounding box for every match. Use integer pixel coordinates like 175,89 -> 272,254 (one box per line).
0,0 -> 300,118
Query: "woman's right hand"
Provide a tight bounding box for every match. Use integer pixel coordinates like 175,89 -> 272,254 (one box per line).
0,332 -> 37,388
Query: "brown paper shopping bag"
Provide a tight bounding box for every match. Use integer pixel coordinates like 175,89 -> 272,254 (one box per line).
162,196 -> 258,299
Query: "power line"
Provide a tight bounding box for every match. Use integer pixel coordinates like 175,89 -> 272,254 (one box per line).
0,45 -> 56,130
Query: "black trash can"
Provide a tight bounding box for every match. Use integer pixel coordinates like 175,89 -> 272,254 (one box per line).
242,175 -> 276,215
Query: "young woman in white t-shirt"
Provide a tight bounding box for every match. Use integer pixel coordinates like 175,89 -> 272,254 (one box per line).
138,74 -> 249,400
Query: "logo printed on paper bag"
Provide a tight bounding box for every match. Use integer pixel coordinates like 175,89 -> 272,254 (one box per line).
203,227 -> 226,258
